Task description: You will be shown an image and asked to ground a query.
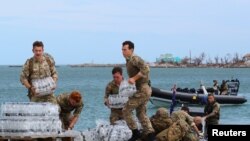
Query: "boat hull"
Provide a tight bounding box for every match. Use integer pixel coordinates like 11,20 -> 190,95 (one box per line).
151,87 -> 247,106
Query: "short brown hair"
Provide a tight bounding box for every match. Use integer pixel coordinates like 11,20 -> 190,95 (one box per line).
69,91 -> 82,103
33,41 -> 44,49
112,66 -> 123,75
122,40 -> 134,50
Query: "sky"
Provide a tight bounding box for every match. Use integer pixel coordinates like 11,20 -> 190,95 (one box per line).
0,0 -> 250,65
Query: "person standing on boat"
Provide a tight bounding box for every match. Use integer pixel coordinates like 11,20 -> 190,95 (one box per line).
121,40 -> 155,141
104,66 -> 124,125
20,41 -> 58,104
203,93 -> 220,138
213,80 -> 220,95
220,80 -> 228,95
56,91 -> 83,130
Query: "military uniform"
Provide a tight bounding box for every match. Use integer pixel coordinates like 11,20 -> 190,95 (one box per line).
220,81 -> 228,95
172,111 -> 199,141
104,80 -> 123,124
56,93 -> 83,129
122,54 -> 154,135
156,110 -> 198,141
204,101 -> 220,137
20,56 -> 58,104
156,119 -> 190,141
150,108 -> 173,134
213,81 -> 220,95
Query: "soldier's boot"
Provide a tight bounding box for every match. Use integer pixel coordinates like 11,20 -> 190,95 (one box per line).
128,129 -> 141,141
146,132 -> 155,141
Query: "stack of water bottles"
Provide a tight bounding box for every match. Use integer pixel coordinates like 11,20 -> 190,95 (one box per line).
32,77 -> 56,96
0,102 -> 62,136
108,80 -> 136,108
82,120 -> 132,141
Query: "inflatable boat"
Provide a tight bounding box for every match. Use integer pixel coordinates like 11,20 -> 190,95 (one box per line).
150,79 -> 247,107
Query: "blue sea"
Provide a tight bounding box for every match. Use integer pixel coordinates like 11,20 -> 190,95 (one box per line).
0,66 -> 249,131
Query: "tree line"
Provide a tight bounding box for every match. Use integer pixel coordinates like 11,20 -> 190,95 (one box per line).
161,52 -> 247,67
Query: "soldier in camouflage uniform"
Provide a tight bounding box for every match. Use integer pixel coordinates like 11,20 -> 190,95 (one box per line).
20,41 -> 58,104
220,80 -> 228,95
56,91 -> 83,130
121,41 -> 154,141
156,106 -> 199,141
150,107 -> 173,135
104,66 -> 124,125
203,93 -> 220,138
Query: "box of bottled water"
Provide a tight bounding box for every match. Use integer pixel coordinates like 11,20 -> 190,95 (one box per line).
1,102 -> 59,116
119,80 -> 136,97
0,102 -> 62,137
32,77 -> 56,96
108,95 -> 129,109
82,120 -> 132,141
107,80 -> 137,109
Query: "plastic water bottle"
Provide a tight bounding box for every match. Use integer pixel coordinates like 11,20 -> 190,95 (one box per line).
119,80 -> 136,97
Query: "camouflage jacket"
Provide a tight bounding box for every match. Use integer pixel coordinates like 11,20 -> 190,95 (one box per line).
150,115 -> 173,134
204,101 -> 220,124
220,83 -> 228,91
104,80 -> 119,102
171,110 -> 194,126
20,56 -> 58,85
126,54 -> 150,89
57,93 -> 84,117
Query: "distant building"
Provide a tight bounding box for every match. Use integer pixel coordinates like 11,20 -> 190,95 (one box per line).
156,53 -> 181,63
243,53 -> 250,66
243,53 -> 250,60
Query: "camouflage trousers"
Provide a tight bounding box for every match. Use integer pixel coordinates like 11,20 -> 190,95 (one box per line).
60,113 -> 72,129
59,113 -> 73,141
156,131 -> 198,141
156,120 -> 198,141
110,108 -> 123,125
30,93 -> 57,104
182,131 -> 199,141
122,84 -> 154,135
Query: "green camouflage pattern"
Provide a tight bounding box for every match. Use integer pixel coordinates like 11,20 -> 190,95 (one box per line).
56,93 -> 83,116
104,80 -> 123,124
104,80 -> 119,101
20,56 -> 58,82
156,110 -> 199,141
57,93 -> 83,129
20,56 -> 58,102
110,108 -> 123,124
156,119 -> 197,141
171,110 -> 194,125
204,101 -> 220,125
126,54 -> 150,89
31,94 -> 57,104
150,108 -> 173,134
122,84 -> 154,135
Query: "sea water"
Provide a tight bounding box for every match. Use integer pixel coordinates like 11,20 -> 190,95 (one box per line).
0,66 -> 249,131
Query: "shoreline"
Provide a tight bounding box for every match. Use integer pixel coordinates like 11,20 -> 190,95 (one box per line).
68,63 -> 250,68
4,64 -> 250,68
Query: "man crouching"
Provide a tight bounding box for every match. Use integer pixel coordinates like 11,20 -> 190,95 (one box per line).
57,91 -> 83,130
